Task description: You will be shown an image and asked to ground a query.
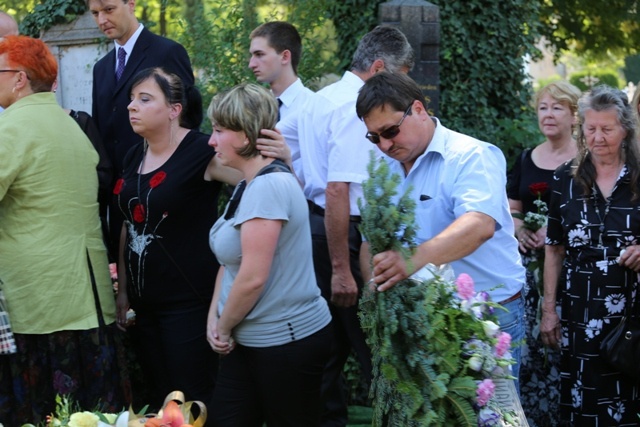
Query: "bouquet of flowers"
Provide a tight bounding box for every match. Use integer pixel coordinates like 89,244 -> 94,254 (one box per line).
23,392 -> 205,427
358,154 -> 519,426
518,182 -> 549,233
513,181 -> 550,340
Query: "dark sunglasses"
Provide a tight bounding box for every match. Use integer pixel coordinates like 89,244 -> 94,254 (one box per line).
365,105 -> 412,144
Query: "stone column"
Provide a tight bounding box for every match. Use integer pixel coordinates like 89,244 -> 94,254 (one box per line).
42,11 -> 109,113
379,0 -> 440,116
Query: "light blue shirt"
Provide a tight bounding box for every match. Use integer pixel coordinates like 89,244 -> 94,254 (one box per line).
386,118 -> 524,302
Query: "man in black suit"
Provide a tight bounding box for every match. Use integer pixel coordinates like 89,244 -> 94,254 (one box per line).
88,0 -> 194,257
89,0 -> 194,174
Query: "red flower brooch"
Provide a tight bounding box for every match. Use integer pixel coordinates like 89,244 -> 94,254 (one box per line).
133,204 -> 146,223
113,178 -> 125,195
150,171 -> 167,188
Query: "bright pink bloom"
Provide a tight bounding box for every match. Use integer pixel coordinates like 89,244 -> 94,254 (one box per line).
476,379 -> 495,407
455,273 -> 475,300
495,332 -> 511,357
109,263 -> 118,281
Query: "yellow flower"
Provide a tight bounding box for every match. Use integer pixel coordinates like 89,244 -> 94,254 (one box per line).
68,411 -> 100,427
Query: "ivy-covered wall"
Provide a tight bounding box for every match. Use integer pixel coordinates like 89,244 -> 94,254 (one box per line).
20,0 -> 85,37
434,0 -> 542,159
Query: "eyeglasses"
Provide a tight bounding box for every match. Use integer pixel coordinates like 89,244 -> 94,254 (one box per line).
0,69 -> 29,80
365,105 -> 412,144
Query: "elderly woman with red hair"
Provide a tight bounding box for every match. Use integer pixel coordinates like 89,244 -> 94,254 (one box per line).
0,36 -> 124,424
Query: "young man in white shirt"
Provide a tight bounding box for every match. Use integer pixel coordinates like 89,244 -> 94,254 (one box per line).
249,21 -> 313,175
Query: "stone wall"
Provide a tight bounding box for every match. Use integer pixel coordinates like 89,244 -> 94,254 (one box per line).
42,12 -> 108,113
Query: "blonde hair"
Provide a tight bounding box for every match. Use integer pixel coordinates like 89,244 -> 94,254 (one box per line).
207,83 -> 278,158
534,80 -> 581,114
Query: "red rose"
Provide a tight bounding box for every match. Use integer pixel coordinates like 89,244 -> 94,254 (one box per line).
529,182 -> 549,196
113,178 -> 125,195
133,203 -> 146,223
149,171 -> 167,188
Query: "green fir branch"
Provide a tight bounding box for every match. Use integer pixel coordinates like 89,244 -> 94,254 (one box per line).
358,153 -> 493,426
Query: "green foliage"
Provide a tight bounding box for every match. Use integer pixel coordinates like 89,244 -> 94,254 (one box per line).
539,0 -> 640,60
357,152 -> 416,259
623,54 -> 640,85
20,0 -> 85,37
569,70 -> 622,91
328,0 -> 380,72
494,115 -> 541,170
432,0 -> 542,159
176,0 -> 338,133
358,154 -> 478,426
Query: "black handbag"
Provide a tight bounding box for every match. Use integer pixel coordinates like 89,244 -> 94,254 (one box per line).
600,276 -> 640,381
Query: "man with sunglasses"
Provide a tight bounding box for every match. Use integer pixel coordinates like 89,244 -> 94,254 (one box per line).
356,72 -> 525,386
282,26 -> 414,426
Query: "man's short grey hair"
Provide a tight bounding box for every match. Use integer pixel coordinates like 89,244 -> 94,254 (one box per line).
350,26 -> 414,73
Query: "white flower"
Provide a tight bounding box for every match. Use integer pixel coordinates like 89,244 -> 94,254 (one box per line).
568,228 -> 589,247
571,380 -> 582,408
619,236 -> 637,247
608,401 -> 625,423
605,294 -> 625,314
585,319 -> 603,340
68,411 -> 100,427
595,259 -> 610,273
482,320 -> 500,338
468,355 -> 483,371
561,326 -> 569,348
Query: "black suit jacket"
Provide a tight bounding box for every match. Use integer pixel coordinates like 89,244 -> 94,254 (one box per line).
92,27 -> 194,259
92,27 -> 194,174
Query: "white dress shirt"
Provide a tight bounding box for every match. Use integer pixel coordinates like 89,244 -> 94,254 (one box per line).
291,71 -> 375,215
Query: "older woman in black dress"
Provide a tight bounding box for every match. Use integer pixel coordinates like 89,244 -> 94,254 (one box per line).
541,86 -> 640,425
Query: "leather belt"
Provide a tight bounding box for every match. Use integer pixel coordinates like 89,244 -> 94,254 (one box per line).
498,290 -> 522,305
307,200 -> 361,223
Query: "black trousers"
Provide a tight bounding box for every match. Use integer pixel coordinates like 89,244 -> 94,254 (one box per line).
129,303 -> 218,417
211,324 -> 332,427
309,211 -> 373,427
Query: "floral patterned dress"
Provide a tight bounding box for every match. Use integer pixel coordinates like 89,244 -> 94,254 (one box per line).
547,161 -> 640,426
507,149 -> 561,426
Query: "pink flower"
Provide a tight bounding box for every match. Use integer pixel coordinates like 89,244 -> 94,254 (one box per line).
109,263 -> 118,281
495,332 -> 511,357
455,273 -> 474,300
476,379 -> 495,407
